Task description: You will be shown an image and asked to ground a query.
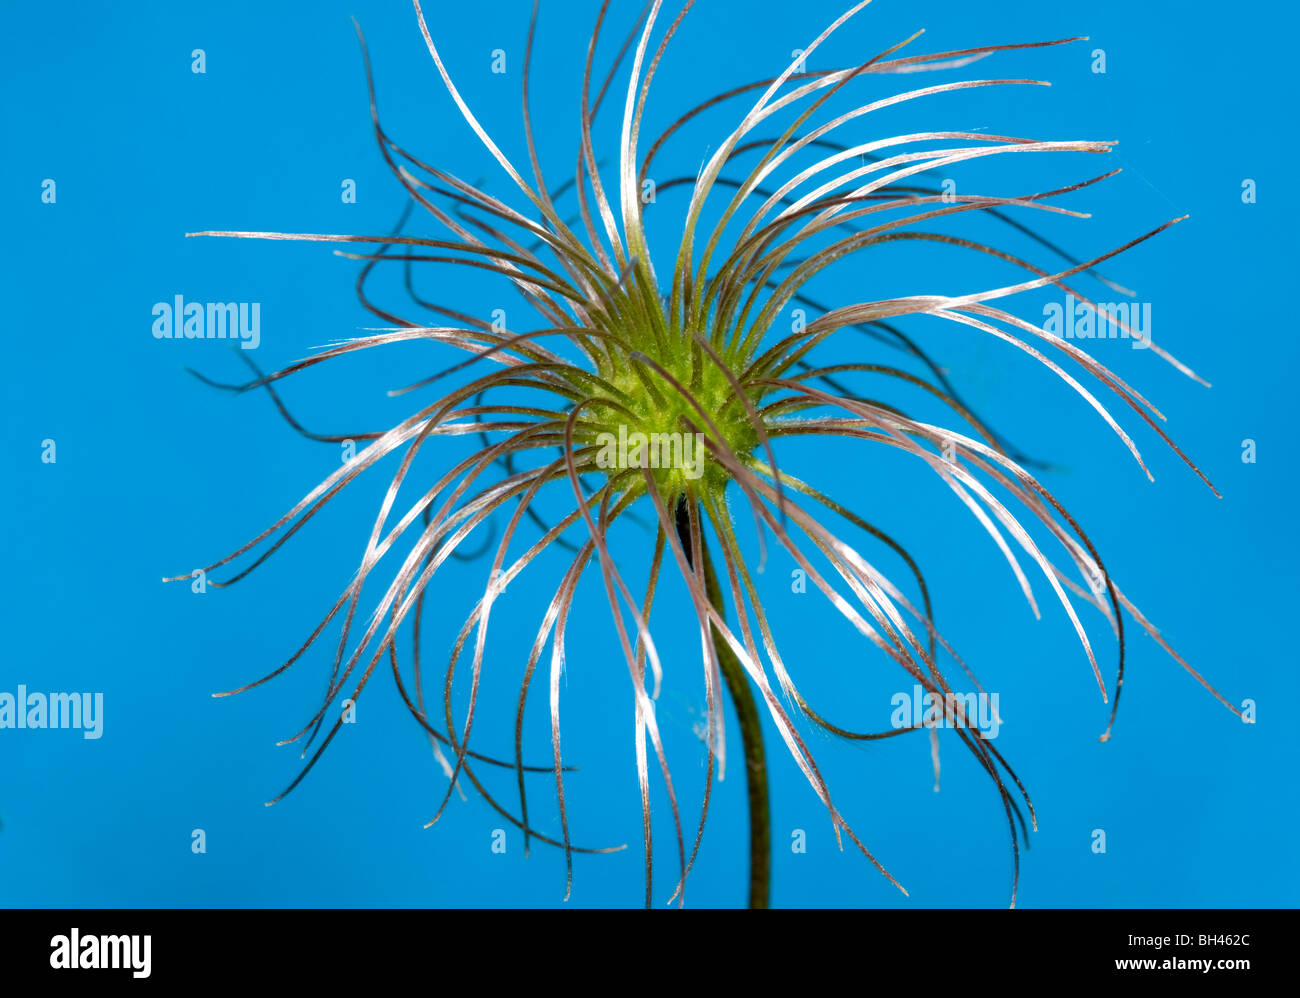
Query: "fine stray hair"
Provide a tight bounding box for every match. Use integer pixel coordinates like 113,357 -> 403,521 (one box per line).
169,0 -> 1241,908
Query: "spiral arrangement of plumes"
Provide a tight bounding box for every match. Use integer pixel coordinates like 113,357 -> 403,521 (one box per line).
169,0 -> 1239,907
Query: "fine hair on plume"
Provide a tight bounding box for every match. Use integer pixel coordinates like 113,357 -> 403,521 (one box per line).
168,0 -> 1241,909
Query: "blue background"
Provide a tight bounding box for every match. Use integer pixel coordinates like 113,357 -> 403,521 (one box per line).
2,0 -> 1295,908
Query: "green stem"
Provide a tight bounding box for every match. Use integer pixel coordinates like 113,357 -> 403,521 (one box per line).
677,501 -> 771,909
